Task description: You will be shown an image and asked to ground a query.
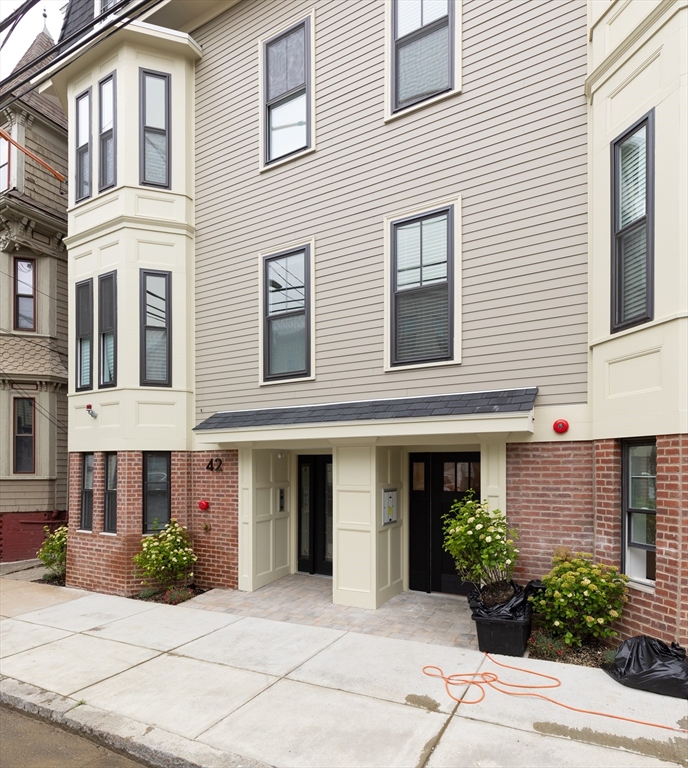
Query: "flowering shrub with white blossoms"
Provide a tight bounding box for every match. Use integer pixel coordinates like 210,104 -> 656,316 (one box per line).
133,519 -> 197,589
531,548 -> 628,647
442,493 -> 519,588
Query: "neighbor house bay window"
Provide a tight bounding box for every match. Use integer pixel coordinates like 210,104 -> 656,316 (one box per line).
99,73 -> 116,190
99,271 -> 117,387
75,89 -> 91,201
76,279 -> 93,390
81,453 -> 94,530
140,70 -> 170,187
393,0 -> 453,112
14,258 -> 35,330
264,247 -> 310,379
140,270 -> 171,386
13,398 -> 34,474
611,111 -> 654,332
143,452 -> 170,533
623,440 -> 656,583
392,207 -> 453,365
264,19 -> 310,163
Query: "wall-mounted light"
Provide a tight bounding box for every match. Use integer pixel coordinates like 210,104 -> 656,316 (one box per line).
86,404 -> 97,419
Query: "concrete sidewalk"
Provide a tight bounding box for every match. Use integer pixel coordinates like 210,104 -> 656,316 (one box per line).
1,577 -> 686,768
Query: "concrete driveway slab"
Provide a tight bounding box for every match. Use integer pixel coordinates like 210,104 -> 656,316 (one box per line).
289,631 -> 484,714
427,717 -> 683,767
200,678 -> 447,768
84,603 -> 242,651
77,653 -> 277,740
17,593 -> 156,632
0,580 -> 83,617
0,618 -> 71,659
451,654 -> 688,766
175,616 -> 345,676
0,633 -> 157,696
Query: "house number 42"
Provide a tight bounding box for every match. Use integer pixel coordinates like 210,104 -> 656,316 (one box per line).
205,458 -> 223,472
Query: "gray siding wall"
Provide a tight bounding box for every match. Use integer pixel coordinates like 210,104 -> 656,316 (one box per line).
193,0 -> 588,418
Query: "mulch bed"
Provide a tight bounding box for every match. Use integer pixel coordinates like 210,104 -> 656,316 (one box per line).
527,627 -> 615,668
131,585 -> 206,605
33,574 -> 65,587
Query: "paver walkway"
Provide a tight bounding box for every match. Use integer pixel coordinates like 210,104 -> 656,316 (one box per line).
187,573 -> 479,649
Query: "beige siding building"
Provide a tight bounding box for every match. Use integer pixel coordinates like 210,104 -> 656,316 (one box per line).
0,31 -> 69,561
47,0 -> 686,644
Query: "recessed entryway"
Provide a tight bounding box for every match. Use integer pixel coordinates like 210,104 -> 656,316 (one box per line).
297,455 -> 333,576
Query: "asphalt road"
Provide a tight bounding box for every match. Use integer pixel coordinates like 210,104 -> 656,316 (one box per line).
0,706 -> 150,768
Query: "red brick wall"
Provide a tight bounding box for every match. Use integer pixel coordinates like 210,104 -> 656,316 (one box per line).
506,441 -> 595,581
66,449 -> 239,596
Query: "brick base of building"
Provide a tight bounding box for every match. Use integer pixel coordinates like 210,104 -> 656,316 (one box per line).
508,435 -> 687,646
0,510 -> 68,562
66,450 -> 238,596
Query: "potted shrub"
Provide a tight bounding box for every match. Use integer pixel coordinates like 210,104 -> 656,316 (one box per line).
443,493 -> 532,656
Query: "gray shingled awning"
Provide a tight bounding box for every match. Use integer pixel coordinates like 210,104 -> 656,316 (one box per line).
194,388 -> 538,432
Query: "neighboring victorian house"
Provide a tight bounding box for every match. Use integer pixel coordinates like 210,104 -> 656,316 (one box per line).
0,30 -> 69,562
42,0 -> 686,645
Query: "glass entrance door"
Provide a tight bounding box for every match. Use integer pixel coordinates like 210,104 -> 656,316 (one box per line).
298,455 -> 333,576
409,452 -> 481,594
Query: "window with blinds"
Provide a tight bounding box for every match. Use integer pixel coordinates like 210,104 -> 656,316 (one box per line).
140,69 -> 170,188
612,111 -> 654,332
99,73 -> 116,191
80,453 -> 94,531
392,207 -> 453,365
99,271 -> 117,387
264,246 -> 310,380
264,18 -> 310,164
140,270 -> 171,386
13,398 -> 34,474
75,89 -> 91,202
392,0 -> 453,112
76,279 -> 93,390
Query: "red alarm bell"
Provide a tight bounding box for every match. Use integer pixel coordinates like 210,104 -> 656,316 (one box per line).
198,499 -> 210,511
553,419 -> 569,434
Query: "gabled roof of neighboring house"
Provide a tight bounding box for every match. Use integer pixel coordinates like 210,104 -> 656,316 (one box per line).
0,335 -> 68,380
1,30 -> 67,130
194,388 -> 539,431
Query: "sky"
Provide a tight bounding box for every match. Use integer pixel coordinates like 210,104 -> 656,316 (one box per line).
0,0 -> 66,80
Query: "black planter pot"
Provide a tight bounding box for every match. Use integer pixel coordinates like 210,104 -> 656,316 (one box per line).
471,607 -> 532,657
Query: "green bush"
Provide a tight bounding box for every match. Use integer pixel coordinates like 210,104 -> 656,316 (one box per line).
530,548 -> 628,647
133,519 -> 197,589
36,525 -> 68,580
442,492 -> 519,588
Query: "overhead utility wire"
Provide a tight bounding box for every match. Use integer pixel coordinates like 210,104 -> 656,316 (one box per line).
0,0 -> 165,112
0,365 -> 69,434
0,0 -> 40,35
0,325 -> 69,364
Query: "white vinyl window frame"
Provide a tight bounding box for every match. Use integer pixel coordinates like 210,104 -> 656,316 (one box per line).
258,8 -> 316,172
383,196 -> 461,371
383,0 -> 462,123
258,237 -> 316,385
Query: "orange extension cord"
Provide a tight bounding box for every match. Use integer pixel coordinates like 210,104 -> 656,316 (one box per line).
422,653 -> 688,734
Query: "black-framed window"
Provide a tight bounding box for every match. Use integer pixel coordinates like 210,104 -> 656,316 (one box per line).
99,271 -> 117,387
143,452 -> 170,533
13,398 -> 34,474
81,453 -> 94,530
104,452 -> 117,533
391,206 -> 453,365
99,73 -> 116,191
140,69 -> 170,188
76,279 -> 93,390
392,0 -> 453,112
140,270 -> 171,386
622,439 -> 656,583
75,89 -> 91,201
0,137 -> 9,192
14,258 -> 35,331
264,246 -> 310,379
611,110 -> 654,332
264,18 -> 310,164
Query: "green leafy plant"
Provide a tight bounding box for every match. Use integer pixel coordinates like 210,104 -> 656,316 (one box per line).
36,525 -> 68,580
530,548 -> 629,647
160,586 -> 195,605
133,519 -> 197,590
442,492 -> 519,601
527,628 -> 569,661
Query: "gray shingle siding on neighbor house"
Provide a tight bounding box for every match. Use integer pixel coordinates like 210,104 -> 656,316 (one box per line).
191,0 -> 589,422
195,388 -> 538,431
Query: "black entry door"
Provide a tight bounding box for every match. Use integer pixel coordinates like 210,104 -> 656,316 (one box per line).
298,455 -> 333,576
409,452 -> 480,595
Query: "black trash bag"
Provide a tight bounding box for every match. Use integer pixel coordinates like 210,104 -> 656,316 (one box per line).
603,635 -> 688,700
468,579 -> 545,621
